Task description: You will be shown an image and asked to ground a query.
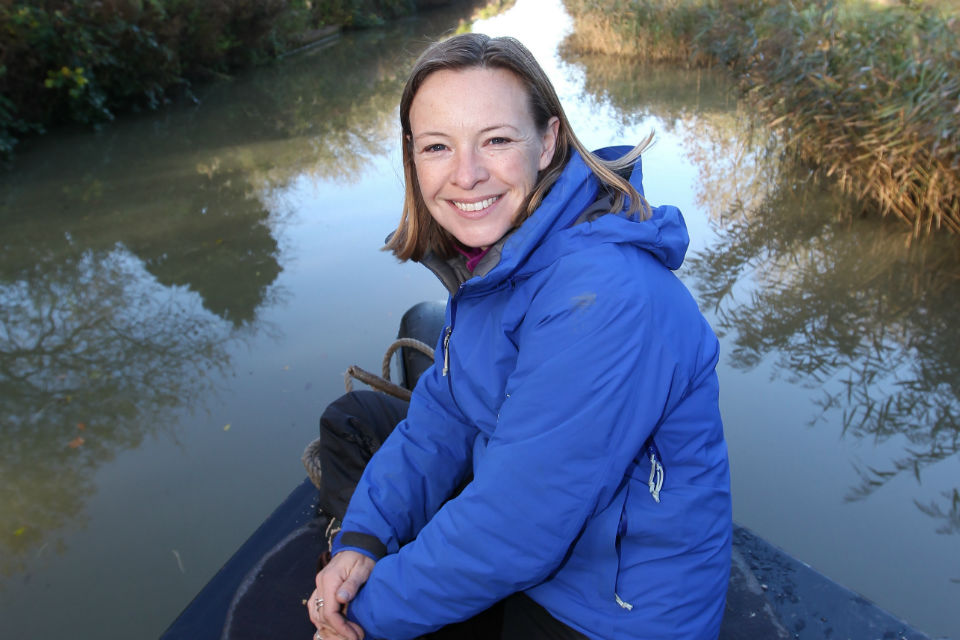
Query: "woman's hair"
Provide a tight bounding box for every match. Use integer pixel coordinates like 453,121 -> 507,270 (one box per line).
386,33 -> 652,262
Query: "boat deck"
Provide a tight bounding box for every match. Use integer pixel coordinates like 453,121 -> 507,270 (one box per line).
162,477 -> 930,640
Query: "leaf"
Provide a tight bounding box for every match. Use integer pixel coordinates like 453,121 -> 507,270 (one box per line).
67,436 -> 85,449
223,424 -> 231,431
13,527 -> 26,536
76,422 -> 86,430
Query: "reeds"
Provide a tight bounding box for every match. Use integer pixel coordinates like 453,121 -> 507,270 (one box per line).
561,0 -> 712,64
562,0 -> 960,235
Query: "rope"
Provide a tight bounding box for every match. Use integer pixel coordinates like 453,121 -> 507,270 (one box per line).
302,337 -> 437,490
344,365 -> 411,401
381,337 -> 435,380
302,437 -> 324,490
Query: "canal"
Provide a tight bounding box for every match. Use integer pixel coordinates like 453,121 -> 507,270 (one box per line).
1,1 -> 957,638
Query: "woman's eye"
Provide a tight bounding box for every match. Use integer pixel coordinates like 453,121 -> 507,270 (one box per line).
489,137 -> 509,145
423,143 -> 447,153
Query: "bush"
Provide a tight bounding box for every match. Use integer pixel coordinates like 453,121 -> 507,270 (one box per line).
0,0 -> 424,161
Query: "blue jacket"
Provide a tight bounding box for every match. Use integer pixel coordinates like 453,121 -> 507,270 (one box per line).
333,147 -> 732,639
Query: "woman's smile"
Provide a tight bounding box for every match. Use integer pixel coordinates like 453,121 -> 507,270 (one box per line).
451,195 -> 502,214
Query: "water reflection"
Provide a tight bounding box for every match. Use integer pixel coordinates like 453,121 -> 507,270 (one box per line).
188,28 -> 407,187
561,52 -> 734,127
0,144 -> 284,327
682,126 -> 960,524
0,248 -> 239,575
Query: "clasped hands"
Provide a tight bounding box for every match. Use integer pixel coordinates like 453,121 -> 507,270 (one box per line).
307,550 -> 375,640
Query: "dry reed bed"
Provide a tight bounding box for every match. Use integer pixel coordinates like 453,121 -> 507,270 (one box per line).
562,0 -> 960,235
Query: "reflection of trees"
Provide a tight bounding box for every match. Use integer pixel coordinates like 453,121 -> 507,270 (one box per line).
916,489 -> 960,538
0,161 -> 282,327
0,248 -> 239,576
133,166 -> 284,326
190,28 -> 406,187
559,53 -> 734,129
680,112 -> 785,226
683,147 -> 960,509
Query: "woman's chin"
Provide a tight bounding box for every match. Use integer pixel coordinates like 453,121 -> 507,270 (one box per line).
452,231 -> 497,250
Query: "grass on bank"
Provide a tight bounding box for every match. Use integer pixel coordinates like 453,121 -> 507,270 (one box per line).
562,0 -> 960,236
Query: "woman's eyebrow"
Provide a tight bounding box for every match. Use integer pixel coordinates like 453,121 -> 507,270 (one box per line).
413,123 -> 520,141
480,123 -> 518,133
412,130 -> 449,140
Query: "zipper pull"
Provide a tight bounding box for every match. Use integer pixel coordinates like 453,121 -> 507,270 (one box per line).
647,445 -> 664,503
615,593 -> 634,611
442,326 -> 452,376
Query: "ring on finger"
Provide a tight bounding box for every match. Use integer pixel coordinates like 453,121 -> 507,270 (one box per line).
315,632 -> 323,640
314,597 -> 324,612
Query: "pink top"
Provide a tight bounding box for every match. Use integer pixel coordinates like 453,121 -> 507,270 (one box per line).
454,245 -> 491,273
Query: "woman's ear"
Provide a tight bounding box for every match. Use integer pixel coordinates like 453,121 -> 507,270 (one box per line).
538,116 -> 561,171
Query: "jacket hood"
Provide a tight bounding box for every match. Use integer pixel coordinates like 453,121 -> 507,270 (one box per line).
472,146 -> 690,290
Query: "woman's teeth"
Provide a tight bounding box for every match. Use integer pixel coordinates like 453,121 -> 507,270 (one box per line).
453,196 -> 499,212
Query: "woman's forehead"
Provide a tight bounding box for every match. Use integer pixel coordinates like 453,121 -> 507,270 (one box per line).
409,67 -> 533,133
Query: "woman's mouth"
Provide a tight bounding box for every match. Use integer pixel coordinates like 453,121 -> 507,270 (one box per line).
452,195 -> 500,212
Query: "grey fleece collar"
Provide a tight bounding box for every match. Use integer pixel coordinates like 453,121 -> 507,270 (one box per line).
419,231 -> 512,296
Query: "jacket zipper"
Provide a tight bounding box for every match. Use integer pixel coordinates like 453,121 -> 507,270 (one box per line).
441,326 -> 452,376
646,439 -> 664,503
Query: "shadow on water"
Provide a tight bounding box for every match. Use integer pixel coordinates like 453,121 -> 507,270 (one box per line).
565,53 -> 960,549
0,0 -> 485,579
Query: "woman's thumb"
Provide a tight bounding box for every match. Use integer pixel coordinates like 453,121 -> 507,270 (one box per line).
337,573 -> 365,603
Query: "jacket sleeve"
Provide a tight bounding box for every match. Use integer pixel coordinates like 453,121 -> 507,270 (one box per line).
347,250 -> 709,639
332,339 -> 480,560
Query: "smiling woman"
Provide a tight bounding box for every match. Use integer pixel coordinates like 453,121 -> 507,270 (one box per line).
306,32 -> 732,640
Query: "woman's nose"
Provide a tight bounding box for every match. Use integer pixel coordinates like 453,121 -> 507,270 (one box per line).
451,148 -> 488,189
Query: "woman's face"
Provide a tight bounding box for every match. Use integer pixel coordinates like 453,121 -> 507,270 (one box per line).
409,67 -> 559,250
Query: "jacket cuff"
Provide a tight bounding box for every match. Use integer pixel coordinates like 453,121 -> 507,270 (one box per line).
331,530 -> 387,561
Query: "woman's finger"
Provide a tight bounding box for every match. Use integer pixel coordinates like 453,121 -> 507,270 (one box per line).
320,569 -> 358,640
305,587 -> 325,628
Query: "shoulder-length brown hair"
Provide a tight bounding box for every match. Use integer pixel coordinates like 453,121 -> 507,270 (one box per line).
385,33 -> 652,262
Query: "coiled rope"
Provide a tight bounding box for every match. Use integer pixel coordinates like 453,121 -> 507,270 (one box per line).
301,337 -> 435,489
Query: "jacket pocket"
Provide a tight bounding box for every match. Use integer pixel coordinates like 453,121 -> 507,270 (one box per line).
613,445 -> 665,610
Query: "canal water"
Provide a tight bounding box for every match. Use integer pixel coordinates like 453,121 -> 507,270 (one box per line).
1,1 -> 957,638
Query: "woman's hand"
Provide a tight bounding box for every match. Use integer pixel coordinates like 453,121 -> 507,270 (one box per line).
307,550 -> 375,640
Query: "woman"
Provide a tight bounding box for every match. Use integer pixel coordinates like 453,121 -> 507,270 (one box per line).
307,33 -> 731,640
